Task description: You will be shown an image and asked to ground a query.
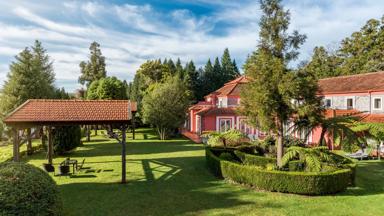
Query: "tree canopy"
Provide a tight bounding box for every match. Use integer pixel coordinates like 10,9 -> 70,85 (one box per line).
141,76 -> 190,139
79,41 -> 107,86
0,40 -> 56,116
87,77 -> 127,100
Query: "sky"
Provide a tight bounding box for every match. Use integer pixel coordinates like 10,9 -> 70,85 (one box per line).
0,0 -> 384,92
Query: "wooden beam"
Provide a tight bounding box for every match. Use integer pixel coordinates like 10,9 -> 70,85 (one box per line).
121,126 -> 127,184
26,128 -> 32,155
13,128 -> 20,162
47,126 -> 53,164
132,113 -> 135,140
86,125 -> 91,142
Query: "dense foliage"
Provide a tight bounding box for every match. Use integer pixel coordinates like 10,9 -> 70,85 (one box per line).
0,40 -> 56,116
52,126 -> 82,155
0,162 -> 62,215
87,76 -> 127,99
141,76 -> 190,139
304,16 -> 384,78
204,129 -> 245,148
79,41 -> 107,87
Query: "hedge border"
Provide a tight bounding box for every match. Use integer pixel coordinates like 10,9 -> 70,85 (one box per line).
206,147 -> 352,195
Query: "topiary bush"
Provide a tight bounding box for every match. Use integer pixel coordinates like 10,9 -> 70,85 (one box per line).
0,162 -> 62,215
206,148 -> 352,195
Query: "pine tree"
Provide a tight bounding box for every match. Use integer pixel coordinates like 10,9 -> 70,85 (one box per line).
241,0 -> 313,167
79,41 -> 107,87
304,46 -> 341,79
232,59 -> 240,75
0,40 -> 56,115
212,57 -> 222,89
175,58 -> 185,80
201,59 -> 215,96
167,59 -> 177,75
221,48 -> 238,83
184,61 -> 200,102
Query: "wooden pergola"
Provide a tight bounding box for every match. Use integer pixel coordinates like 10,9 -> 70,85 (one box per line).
3,99 -> 137,183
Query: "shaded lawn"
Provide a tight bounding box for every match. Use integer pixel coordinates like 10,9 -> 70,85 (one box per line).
22,128 -> 384,216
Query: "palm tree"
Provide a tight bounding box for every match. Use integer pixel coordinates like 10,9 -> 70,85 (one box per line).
203,129 -> 245,148
281,146 -> 334,171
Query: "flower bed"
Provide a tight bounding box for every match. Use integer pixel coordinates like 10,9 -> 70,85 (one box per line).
206,147 -> 353,195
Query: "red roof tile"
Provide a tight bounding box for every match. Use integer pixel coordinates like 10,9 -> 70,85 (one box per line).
3,99 -> 137,125
318,71 -> 384,94
196,107 -> 237,116
324,109 -> 384,123
208,75 -> 250,97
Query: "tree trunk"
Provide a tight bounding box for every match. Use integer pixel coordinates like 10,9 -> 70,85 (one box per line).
318,128 -> 326,146
276,121 -> 284,168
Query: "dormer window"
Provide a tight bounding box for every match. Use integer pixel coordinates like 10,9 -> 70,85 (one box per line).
219,99 -> 223,107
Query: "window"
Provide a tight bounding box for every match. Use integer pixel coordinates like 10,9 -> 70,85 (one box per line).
347,98 -> 354,110
324,99 -> 332,108
218,99 -> 223,107
219,119 -> 232,132
239,119 -> 250,134
374,98 -> 382,110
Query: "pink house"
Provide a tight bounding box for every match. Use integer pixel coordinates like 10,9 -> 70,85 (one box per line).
187,71 -> 384,146
187,76 -> 265,140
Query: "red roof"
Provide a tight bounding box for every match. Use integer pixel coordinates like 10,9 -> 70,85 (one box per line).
196,107 -> 237,116
207,75 -> 250,97
324,109 -> 384,123
3,99 -> 137,125
318,71 -> 384,94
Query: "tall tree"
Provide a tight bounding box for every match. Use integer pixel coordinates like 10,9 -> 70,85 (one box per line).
212,57 -> 222,90
79,41 -> 106,87
221,48 -> 239,83
0,40 -> 55,115
241,0 -> 309,167
87,77 -> 127,100
175,58 -> 185,79
184,61 -> 199,102
201,59 -> 215,96
304,46 -> 341,79
141,76 -> 190,140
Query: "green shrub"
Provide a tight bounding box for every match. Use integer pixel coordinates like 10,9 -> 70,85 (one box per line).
219,153 -> 235,161
288,160 -> 304,171
53,126 -> 82,155
284,135 -> 306,148
206,148 -> 351,195
0,162 -> 62,215
234,150 -> 276,168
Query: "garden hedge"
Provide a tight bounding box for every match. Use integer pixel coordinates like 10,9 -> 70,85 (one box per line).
0,162 -> 62,215
234,150 -> 276,168
206,148 -> 352,195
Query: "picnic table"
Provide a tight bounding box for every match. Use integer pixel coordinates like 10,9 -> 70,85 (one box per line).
61,158 -> 78,174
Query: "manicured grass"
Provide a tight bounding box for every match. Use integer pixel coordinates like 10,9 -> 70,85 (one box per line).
14,128 -> 384,215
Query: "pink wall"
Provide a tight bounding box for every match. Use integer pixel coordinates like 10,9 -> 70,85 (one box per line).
203,116 -> 216,132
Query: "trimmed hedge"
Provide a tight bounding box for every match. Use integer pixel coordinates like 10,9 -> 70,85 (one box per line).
0,162 -> 62,215
328,152 -> 357,186
234,150 -> 276,167
206,148 -> 352,195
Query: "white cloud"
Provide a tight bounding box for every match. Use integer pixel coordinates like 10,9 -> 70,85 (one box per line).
0,0 -> 384,92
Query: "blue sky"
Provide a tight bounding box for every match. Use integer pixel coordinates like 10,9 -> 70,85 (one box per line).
0,0 -> 384,92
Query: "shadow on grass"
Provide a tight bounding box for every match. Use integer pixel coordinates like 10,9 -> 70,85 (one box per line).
58,156 -> 265,216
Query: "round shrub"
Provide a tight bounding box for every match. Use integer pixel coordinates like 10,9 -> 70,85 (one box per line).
0,162 -> 62,215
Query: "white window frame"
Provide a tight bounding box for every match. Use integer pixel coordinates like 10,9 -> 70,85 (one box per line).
373,97 -> 382,110
346,97 -> 354,110
216,116 -> 234,132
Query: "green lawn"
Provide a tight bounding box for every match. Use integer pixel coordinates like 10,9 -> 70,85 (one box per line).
9,128 -> 384,215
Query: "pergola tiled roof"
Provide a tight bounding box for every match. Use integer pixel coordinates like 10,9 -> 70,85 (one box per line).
4,99 -> 137,184
318,71 -> 384,94
4,99 -> 137,126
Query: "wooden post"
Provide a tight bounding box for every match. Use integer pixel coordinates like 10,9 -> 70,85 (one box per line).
47,126 -> 53,165
132,113 -> 135,140
13,128 -> 20,162
27,128 -> 32,155
87,125 -> 91,142
121,126 -> 127,184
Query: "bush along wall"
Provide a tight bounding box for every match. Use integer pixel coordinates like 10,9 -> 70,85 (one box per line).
206,148 -> 352,195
